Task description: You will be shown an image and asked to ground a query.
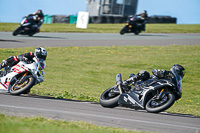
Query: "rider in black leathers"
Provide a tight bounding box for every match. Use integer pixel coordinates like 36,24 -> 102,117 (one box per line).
27,9 -> 44,33
129,10 -> 148,31
0,52 -> 35,70
128,64 -> 185,83
135,10 -> 148,31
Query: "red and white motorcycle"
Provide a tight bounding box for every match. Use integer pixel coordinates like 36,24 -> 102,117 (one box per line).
0,57 -> 45,95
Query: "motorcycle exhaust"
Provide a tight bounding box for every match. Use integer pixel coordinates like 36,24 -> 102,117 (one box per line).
116,73 -> 123,94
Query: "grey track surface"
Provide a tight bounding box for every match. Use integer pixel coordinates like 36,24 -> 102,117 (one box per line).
0,94 -> 199,133
0,32 -> 200,48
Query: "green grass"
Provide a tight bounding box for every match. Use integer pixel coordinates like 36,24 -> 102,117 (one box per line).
0,45 -> 199,116
0,114 -> 145,133
0,23 -> 200,33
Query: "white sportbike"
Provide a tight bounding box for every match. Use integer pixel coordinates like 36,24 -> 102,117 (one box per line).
0,57 -> 45,95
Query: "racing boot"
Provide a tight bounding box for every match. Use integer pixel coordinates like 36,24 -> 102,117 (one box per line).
0,60 -> 8,69
0,60 -> 7,77
0,70 -> 3,77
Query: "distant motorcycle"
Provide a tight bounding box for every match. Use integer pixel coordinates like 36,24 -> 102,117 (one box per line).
0,57 -> 45,95
13,15 -> 41,36
100,72 -> 183,113
120,16 -> 146,35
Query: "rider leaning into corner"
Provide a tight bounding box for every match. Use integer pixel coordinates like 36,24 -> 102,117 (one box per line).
134,10 -> 148,31
0,47 -> 47,83
126,64 -> 185,86
27,9 -> 44,33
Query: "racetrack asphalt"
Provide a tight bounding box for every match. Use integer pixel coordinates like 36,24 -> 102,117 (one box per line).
0,94 -> 200,133
0,32 -> 200,48
0,32 -> 200,133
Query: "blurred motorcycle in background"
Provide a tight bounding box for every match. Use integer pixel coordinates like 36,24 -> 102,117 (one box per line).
120,15 -> 147,35
13,15 -> 43,36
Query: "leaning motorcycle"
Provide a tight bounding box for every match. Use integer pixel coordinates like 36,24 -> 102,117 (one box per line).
13,15 -> 40,36
120,16 -> 146,35
100,72 -> 183,113
0,57 -> 45,95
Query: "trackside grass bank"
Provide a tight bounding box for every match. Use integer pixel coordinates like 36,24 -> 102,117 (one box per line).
0,23 -> 200,33
0,45 -> 199,116
0,114 -> 145,133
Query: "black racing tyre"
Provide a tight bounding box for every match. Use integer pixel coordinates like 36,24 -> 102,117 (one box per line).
28,31 -> 36,36
134,30 -> 140,35
120,26 -> 128,35
9,76 -> 35,95
99,85 -> 120,108
120,30 -> 125,35
13,27 -> 22,36
28,33 -> 34,36
145,91 -> 176,113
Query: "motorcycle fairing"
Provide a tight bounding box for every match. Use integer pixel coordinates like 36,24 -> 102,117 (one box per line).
0,62 -> 29,92
118,78 -> 176,109
118,93 -> 144,109
0,79 -> 10,92
0,74 -> 14,92
22,23 -> 31,27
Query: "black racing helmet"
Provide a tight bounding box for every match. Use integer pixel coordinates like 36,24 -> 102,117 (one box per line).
170,64 -> 185,78
35,9 -> 44,17
34,47 -> 47,60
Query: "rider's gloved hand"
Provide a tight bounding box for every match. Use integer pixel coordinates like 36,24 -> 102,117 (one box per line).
23,57 -> 28,62
125,75 -> 138,84
133,74 -> 139,81
152,69 -> 169,78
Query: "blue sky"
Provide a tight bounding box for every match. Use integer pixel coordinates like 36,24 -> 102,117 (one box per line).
0,0 -> 199,24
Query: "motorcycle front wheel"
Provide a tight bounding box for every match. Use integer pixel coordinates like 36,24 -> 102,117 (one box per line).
13,27 -> 22,36
99,85 -> 120,108
9,76 -> 35,95
145,90 -> 176,113
120,26 -> 128,35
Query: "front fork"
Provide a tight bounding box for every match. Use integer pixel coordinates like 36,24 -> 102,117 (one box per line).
18,72 -> 28,84
157,88 -> 167,100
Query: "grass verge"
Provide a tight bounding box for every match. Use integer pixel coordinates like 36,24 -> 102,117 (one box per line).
0,114 -> 146,133
0,45 -> 199,116
0,23 -> 200,33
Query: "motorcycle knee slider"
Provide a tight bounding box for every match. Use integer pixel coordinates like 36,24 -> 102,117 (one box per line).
0,60 -> 8,69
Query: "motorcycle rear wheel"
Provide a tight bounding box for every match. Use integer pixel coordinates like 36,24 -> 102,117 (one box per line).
134,30 -> 140,35
145,91 -> 175,113
28,31 -> 36,36
99,85 -> 120,108
9,76 -> 35,95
